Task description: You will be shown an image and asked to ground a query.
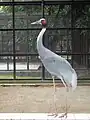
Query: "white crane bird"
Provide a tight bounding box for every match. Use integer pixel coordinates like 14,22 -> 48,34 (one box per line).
31,18 -> 77,117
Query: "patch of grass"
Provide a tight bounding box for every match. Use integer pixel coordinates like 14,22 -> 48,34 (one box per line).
0,74 -> 40,79
0,74 -> 52,83
0,74 -> 13,79
0,74 -> 90,85
16,76 -> 41,79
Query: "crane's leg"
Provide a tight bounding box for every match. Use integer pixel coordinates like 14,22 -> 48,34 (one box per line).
52,76 -> 57,115
52,76 -> 56,93
58,77 -> 70,118
58,89 -> 70,119
48,76 -> 58,117
60,77 -> 67,88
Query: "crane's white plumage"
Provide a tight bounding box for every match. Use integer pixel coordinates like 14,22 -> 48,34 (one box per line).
33,20 -> 77,90
31,18 -> 77,117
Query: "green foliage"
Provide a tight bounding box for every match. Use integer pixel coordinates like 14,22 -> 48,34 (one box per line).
0,6 -> 25,13
0,6 -> 12,13
0,4 -> 90,59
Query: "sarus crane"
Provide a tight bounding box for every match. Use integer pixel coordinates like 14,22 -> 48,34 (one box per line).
31,18 -> 77,118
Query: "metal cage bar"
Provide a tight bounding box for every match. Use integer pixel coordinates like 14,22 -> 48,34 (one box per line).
0,0 -> 90,83
41,0 -> 45,81
12,0 -> 16,79
0,1 -> 90,6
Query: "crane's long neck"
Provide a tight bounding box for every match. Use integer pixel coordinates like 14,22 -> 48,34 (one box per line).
37,28 -> 47,56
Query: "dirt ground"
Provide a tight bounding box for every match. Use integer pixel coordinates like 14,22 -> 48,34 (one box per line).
0,86 -> 90,113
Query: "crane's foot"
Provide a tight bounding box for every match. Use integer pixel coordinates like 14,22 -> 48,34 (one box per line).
47,102 -> 58,118
48,112 -> 67,118
48,105 -> 58,118
48,113 -> 58,118
58,112 -> 67,118
58,104 -> 70,118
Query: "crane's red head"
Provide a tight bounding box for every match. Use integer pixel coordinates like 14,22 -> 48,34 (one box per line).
31,18 -> 47,27
41,19 -> 47,27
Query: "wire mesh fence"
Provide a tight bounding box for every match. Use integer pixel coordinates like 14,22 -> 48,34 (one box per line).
0,0 -> 90,84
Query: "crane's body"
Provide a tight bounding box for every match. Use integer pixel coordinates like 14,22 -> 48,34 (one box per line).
37,27 -> 77,90
31,18 -> 77,117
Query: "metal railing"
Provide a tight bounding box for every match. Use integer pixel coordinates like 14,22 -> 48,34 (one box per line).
0,0 -> 90,84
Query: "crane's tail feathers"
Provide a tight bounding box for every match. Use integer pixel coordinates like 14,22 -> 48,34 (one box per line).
71,69 -> 77,91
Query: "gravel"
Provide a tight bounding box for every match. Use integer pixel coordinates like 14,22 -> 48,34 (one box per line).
0,86 -> 90,113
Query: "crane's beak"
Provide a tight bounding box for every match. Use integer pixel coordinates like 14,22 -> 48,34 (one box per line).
31,20 -> 40,25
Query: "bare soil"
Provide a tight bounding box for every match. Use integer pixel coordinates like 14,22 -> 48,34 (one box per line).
0,86 -> 90,113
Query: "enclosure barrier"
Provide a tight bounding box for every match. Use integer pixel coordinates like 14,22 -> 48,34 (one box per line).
0,0 -> 90,84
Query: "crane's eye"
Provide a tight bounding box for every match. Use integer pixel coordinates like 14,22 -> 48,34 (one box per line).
41,20 -> 47,26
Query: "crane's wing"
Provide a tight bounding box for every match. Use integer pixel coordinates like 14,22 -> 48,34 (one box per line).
42,55 -> 77,90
